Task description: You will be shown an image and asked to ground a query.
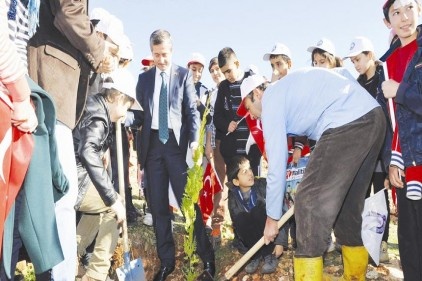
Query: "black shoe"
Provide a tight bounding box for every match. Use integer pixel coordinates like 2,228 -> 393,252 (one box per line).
153,265 -> 175,281
231,237 -> 248,254
203,261 -> 215,277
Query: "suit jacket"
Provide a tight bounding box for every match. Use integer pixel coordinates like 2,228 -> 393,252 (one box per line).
136,65 -> 200,167
27,0 -> 105,129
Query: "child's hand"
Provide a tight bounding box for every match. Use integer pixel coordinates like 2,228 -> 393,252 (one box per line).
292,147 -> 302,165
381,79 -> 399,99
389,165 -> 404,188
11,97 -> 38,133
110,197 -> 126,223
273,244 -> 284,258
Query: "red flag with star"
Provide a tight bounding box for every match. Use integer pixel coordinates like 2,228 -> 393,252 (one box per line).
0,98 -> 33,259
199,162 -> 222,225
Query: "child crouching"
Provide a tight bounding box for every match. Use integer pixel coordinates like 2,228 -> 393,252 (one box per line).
227,155 -> 283,274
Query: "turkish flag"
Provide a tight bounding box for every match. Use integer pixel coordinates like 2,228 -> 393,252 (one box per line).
0,99 -> 33,259
198,163 -> 222,225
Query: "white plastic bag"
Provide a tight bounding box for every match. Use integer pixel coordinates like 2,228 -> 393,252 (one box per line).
361,189 -> 388,265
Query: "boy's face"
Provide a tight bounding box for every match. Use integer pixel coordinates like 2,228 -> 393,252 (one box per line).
152,42 -> 172,72
270,56 -> 291,80
220,57 -> 242,83
350,53 -> 374,76
384,0 -> 421,46
232,161 -> 254,188
209,64 -> 225,85
188,63 -> 204,84
109,94 -> 132,122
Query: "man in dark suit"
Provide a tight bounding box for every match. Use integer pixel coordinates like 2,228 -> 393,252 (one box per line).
136,29 -> 215,281
27,1 -> 116,279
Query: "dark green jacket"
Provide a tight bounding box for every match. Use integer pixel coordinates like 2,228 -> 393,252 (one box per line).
3,77 -> 69,276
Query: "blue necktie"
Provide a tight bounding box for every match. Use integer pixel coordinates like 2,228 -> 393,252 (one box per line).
159,72 -> 169,144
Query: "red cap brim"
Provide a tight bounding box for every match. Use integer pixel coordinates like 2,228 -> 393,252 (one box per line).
141,59 -> 153,66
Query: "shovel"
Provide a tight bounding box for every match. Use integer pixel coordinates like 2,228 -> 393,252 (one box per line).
220,206 -> 295,281
115,121 -> 145,281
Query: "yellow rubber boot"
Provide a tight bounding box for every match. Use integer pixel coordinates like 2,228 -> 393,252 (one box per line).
340,246 -> 368,281
294,256 -> 323,281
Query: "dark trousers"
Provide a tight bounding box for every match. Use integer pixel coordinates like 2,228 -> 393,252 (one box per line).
145,130 -> 214,267
397,185 -> 422,281
366,171 -> 390,242
295,108 -> 386,257
234,205 -> 274,259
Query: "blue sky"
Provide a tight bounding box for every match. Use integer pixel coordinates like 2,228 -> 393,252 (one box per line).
91,0 -> 395,87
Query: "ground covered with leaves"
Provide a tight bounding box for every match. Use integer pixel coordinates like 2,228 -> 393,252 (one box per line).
108,196 -> 404,281
105,149 -> 405,281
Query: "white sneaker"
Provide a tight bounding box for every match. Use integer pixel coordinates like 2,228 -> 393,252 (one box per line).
326,235 -> 336,253
326,240 -> 336,253
142,212 -> 153,226
379,241 -> 390,263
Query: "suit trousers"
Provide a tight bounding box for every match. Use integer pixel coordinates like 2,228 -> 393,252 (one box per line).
145,130 -> 214,267
295,108 -> 386,257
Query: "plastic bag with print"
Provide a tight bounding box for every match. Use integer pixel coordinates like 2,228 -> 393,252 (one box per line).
361,188 -> 388,265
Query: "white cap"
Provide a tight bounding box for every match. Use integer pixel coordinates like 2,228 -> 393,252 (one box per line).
187,52 -> 206,67
307,38 -> 336,56
240,75 -> 266,100
263,43 -> 292,61
102,68 -> 142,111
90,7 -> 110,22
96,15 -> 124,46
343,36 -> 375,59
118,34 -> 134,60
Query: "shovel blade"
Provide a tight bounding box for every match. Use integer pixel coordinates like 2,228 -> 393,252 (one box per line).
116,258 -> 145,281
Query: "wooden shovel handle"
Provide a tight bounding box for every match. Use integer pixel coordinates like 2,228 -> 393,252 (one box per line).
222,206 -> 295,280
116,121 -> 130,253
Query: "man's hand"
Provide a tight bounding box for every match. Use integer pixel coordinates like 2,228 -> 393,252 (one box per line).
11,97 -> 38,133
96,54 -> 118,74
264,216 -> 279,245
389,165 -> 404,188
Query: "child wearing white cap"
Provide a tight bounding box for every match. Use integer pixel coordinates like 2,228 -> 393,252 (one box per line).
344,36 -> 391,263
263,42 -> 292,82
187,52 -> 208,118
74,67 -> 141,281
307,37 -> 343,68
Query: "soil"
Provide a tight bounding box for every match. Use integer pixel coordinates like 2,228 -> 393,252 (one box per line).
107,148 -> 405,281
108,208 -> 403,281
